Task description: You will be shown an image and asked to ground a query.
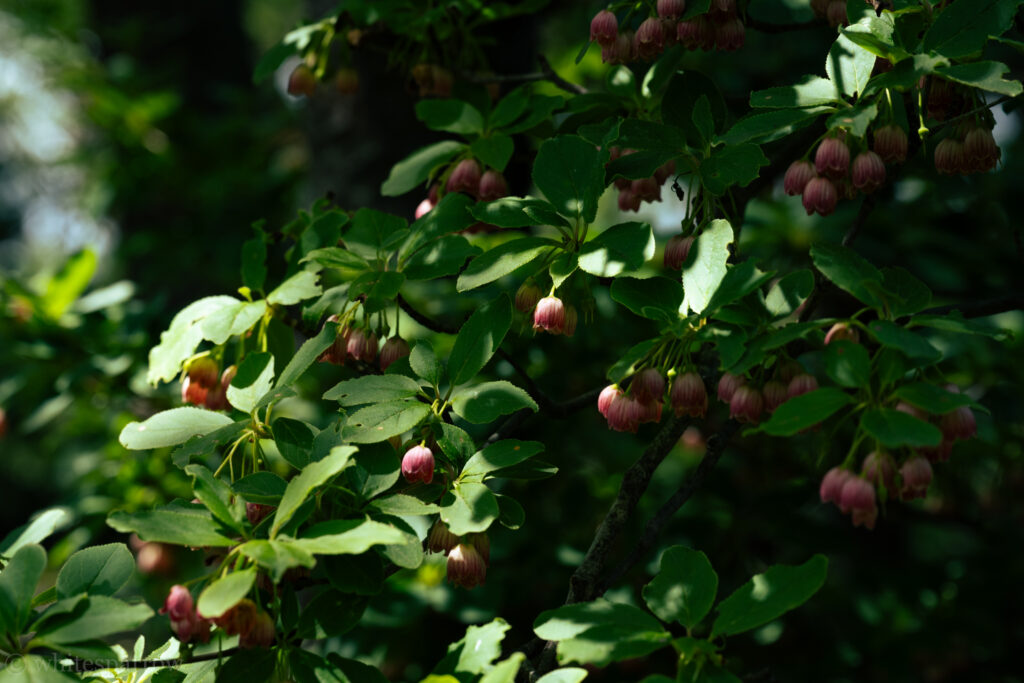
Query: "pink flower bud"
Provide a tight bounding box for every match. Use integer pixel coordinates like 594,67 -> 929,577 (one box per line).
815,137 -> 850,180
380,336 -> 411,370
334,67 -> 359,95
762,380 -> 789,413
446,159 -> 482,195
346,328 -> 367,362
212,599 -> 259,637
240,610 -> 275,649
638,399 -> 664,424
872,124 -> 908,163
590,10 -> 619,46
826,0 -> 848,27
181,377 -> 209,407
801,177 -> 838,216
940,405 -> 976,442
401,445 -> 435,484
563,305 -> 579,337
631,368 -> 666,404
287,64 -> 316,97
934,138 -> 966,175
606,393 -> 643,433
515,281 -> 543,313
861,452 -> 896,495
840,477 -> 878,529
447,543 -> 487,588
634,17 -> 666,60
664,234 -> 695,270
776,360 -> 804,384
895,401 -> 928,421
631,177 -> 662,203
899,456 -> 933,500
654,159 -> 677,185
187,357 -> 220,388
712,0 -> 736,14
677,16 -> 715,50
617,187 -> 641,212
598,384 -> 622,418
729,386 -> 764,424
670,371 -> 708,418
784,160 -> 817,196
920,438 -> 954,463
787,373 -> 819,399
427,520 -> 460,554
533,296 -> 566,334
825,322 -> 860,345
715,17 -> 745,51
963,127 -> 1000,173
851,151 -> 886,194
819,467 -> 853,504
415,197 -> 436,219
657,0 -> 686,19
246,503 -> 274,526
161,585 -> 194,622
478,169 -> 509,201
716,372 -> 745,403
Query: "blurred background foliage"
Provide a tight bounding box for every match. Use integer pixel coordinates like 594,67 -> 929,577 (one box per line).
0,1 -> 1022,681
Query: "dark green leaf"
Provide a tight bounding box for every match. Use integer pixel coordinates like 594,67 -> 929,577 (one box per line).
448,295 -> 513,385
410,340 -> 443,386
32,595 -> 152,644
496,494 -> 525,530
827,101 -> 878,139
880,267 -> 931,318
343,400 -> 432,444
469,197 -> 570,229
755,388 -> 853,436
824,340 -> 871,388
440,482 -> 501,535
457,237 -> 556,291
662,71 -> 727,145
869,321 -> 941,363
301,246 -> 369,271
934,61 -> 1023,96
610,277 -> 684,321
532,136 -> 606,224
403,235 -> 480,280
860,408 -> 942,448
197,568 -> 257,618
750,77 -> 839,108
452,381 -> 538,424
921,0 -> 1024,59
533,600 -> 672,667
810,243 -> 884,308
271,447 -> 356,536
324,554 -> 385,596
765,269 -> 814,318
683,219 -> 733,314
382,140 -> 467,196
719,108 -> 831,146
707,260 -> 774,314
471,134 -> 514,171
273,417 -> 316,470
700,144 -> 769,195
892,382 -> 978,415
324,375 -> 423,405
416,99 -> 484,134
0,544 -> 46,636
642,546 -> 718,629
233,471 -> 288,504
461,440 -> 544,479
185,464 -> 244,532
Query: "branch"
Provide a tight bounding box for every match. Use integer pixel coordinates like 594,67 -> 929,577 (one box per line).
496,348 -> 602,418
597,419 -> 741,593
70,648 -> 241,672
460,54 -> 586,95
932,94 -> 1016,131
397,293 -> 459,335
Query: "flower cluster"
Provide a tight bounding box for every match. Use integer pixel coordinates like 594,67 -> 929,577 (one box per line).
427,521 -> 490,589
598,367 -> 708,433
160,585 -> 212,644
180,357 -> 235,411
415,158 -> 509,221
934,124 -> 1001,175
608,147 -> 677,213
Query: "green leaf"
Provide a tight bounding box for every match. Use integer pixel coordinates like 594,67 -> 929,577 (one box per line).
197,568 -> 257,618
457,237 -> 556,291
343,400 -> 432,444
433,619 -> 510,677
416,99 -> 485,134
860,408 -> 942,448
692,95 -> 715,145
300,211 -> 349,258
469,197 -> 570,229
42,249 -> 96,320
274,320 -> 339,392
253,40 -> 296,83
710,555 -> 828,637
452,381 -> 538,424
186,464 -> 244,531
439,482 -> 500,535
880,267 -> 931,318
827,101 -> 878,139
199,300 -> 267,345
0,509 -> 68,556
536,669 -> 588,683
346,209 -> 409,259
273,417 -> 316,469
119,408 -> 235,450
271,447 -> 357,536
471,134 -> 514,172
935,61 -> 1023,96
606,149 -> 679,182
348,270 -> 406,303
400,194 -> 476,261
233,471 -> 288,504
437,422 -> 476,462
0,655 -> 79,682
410,340 -> 442,386
864,54 -> 948,95
461,440 -> 545,479
533,600 -> 672,667
810,243 -> 883,308
368,494 -> 440,516
642,546 -> 718,629
610,277 -> 684,322
55,544 -> 134,600
374,516 -> 423,570
613,118 -> 687,152
921,0 -> 1024,59
662,70 -> 726,145
107,505 -> 236,547
719,108 -> 831,146
756,388 -> 853,436
869,321 -> 941,363
683,219 -> 733,315
323,375 -> 423,405
147,295 -> 239,385
840,13 -> 905,62
217,649 -> 277,683
324,554 -> 385,596
301,246 -> 370,271
290,518 -> 407,555
750,77 -> 839,108
226,352 -> 275,414
892,383 -> 977,415
33,595 -> 152,644
706,261 -> 774,314
578,222 -> 655,277
0,544 -> 46,637
267,270 -> 322,306
824,340 -> 871,388
348,444 -> 401,499
403,235 -> 480,280
825,33 -> 875,98
448,295 -> 513,385
381,140 -> 467,196
908,312 -> 1008,339
700,144 -> 769,195
489,87 -> 531,129
607,338 -> 658,383
496,494 -> 525,530
765,269 -> 814,318
532,136 -> 606,224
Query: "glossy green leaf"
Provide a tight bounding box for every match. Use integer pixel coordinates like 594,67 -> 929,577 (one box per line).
683,220 -> 733,315
403,235 -> 480,280
291,518 -> 407,555
147,295 -> 238,384
343,400 -> 431,444
197,568 -> 257,618
642,546 -> 718,629
457,237 -> 556,291
186,464 -> 244,531
448,295 -> 512,385
410,340 -> 442,386
578,222 -> 655,277
267,270 -> 322,306
471,134 -> 514,171
416,99 -> 485,134
461,440 -> 545,479
226,351 -> 274,414
468,197 -> 570,228
381,140 -> 466,196
824,340 -> 871,388
869,321 -> 941,363
272,446 -> 357,536
810,243 -> 883,307
439,482 -> 500,535
719,107 -> 831,145
199,300 -> 267,345
0,544 -> 46,637
610,276 -> 684,321
756,388 -> 853,436
534,600 -> 672,667
233,471 -> 288,504
323,374 -> 423,405
119,408 -> 235,450
700,144 -> 768,195
935,61 -> 1023,96
107,505 -> 235,547
825,33 -> 875,98
55,544 -> 134,600
33,595 -> 152,644
532,136 -> 606,224
706,260 -> 774,314
892,383 -> 978,415
860,408 -> 942,448
921,0 -> 1024,59
750,77 -> 838,108
765,269 -> 814,318
452,381 -> 538,424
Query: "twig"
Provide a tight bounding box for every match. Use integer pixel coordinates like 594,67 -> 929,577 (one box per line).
537,55 -> 587,95
70,648 -> 241,672
497,348 -> 602,418
397,293 -> 459,335
597,419 -> 741,593
933,94 -> 1016,131
462,54 -> 585,95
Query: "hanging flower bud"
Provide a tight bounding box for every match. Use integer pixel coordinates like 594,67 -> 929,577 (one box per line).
670,371 -> 708,418
287,64 -> 317,97
563,305 -> 579,337
162,585 -> 194,622
430,65 -> 454,97
940,404 -> 976,442
712,0 -> 736,14
380,336 -> 411,370
872,124 -> 908,163
934,138 -> 966,175
895,401 -> 928,420
776,360 -> 804,384
819,467 -> 853,504
716,372 -> 745,403
638,399 -> 664,424
447,543 -> 487,589
801,177 -> 838,216
664,234 -> 695,270
631,368 -> 666,404
631,177 -> 662,203
181,376 -> 209,407
606,393 -> 643,433
729,386 -> 764,424
446,158 -> 483,195
825,322 -> 860,345
346,328 -> 368,362
161,586 -> 211,644
415,197 -> 435,219
598,384 -> 622,418
334,67 -> 359,95
861,452 -> 896,495
826,0 -> 848,27
787,373 -> 819,399
361,331 -> 379,363
657,0 -> 686,19
246,503 -> 274,526
963,127 -> 1000,173
899,456 -> 933,500
590,9 -> 619,46
478,169 -> 509,201
838,477 -> 877,529
784,160 -> 817,196
762,381 -> 789,413
515,281 -> 543,313
715,17 -> 745,51
851,151 -> 886,193
654,159 -> 677,185
240,610 -> 275,649
187,357 -> 220,388
926,78 -> 956,120
677,16 -> 715,50
469,533 -> 490,565
213,599 -> 260,637
617,187 -> 641,212
427,520 -> 460,554
533,296 -> 566,334
634,17 -> 666,60
401,445 -> 435,484
815,137 -> 850,180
